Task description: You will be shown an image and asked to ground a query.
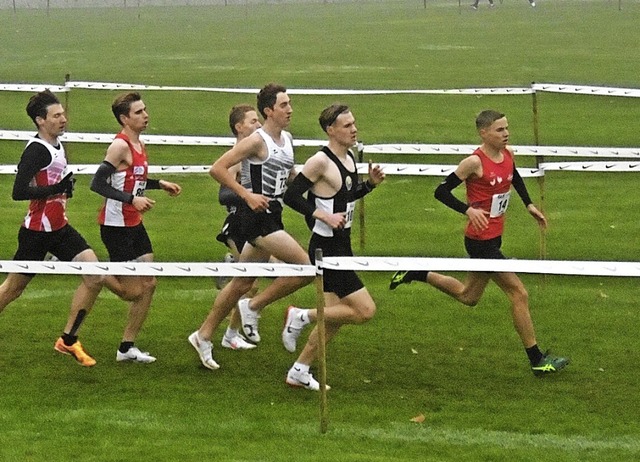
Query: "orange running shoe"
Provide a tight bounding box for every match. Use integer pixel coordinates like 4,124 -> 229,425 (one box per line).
54,337 -> 97,367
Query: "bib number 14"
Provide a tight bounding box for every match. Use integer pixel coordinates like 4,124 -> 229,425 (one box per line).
490,191 -> 510,217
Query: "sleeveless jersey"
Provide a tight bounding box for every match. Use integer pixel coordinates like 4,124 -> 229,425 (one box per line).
305,147 -> 359,239
98,132 -> 148,227
465,147 -> 514,240
22,137 -> 69,232
240,128 -> 294,202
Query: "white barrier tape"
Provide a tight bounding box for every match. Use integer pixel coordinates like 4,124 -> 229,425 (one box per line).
0,84 -> 69,93
539,162 -> 640,172
531,83 -> 640,98
0,130 -> 320,148
2,130 -> 638,159
0,163 -> 543,177
4,82 -> 638,98
0,261 -> 315,277
365,144 -> 640,158
323,257 -> 640,277
64,81 -> 533,95
3,258 -> 638,278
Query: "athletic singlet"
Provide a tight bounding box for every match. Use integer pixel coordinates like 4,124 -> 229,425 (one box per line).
305,147 -> 358,238
22,137 -> 69,232
240,128 -> 294,201
98,132 -> 148,227
465,147 -> 514,240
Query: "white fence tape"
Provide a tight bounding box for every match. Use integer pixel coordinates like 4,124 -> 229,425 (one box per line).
539,162 -> 640,172
322,257 -> 640,277
1,163 -> 639,176
1,258 -> 639,278
0,84 -> 69,93
0,163 -> 543,177
1,130 -> 638,158
531,83 -> 640,98
0,261 -> 315,277
64,81 -> 535,95
3,81 -> 638,98
0,130 -> 321,148
364,144 -> 640,158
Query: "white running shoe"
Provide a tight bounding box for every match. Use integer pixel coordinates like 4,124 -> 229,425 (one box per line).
188,331 -> 220,370
238,298 -> 261,343
116,346 -> 156,363
282,306 -> 309,353
286,366 -> 330,391
221,334 -> 257,350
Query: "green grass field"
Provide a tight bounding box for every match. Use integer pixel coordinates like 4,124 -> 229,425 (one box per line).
1,1 -> 640,461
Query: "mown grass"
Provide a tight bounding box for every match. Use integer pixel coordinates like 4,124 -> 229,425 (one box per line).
1,1 -> 639,461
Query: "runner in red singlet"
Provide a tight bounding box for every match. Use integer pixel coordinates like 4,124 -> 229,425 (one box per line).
90,92 -> 181,364
390,110 -> 569,377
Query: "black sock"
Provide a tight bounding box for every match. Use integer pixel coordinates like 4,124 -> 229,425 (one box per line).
62,333 -> 78,346
406,271 -> 429,283
119,341 -> 134,354
526,344 -> 544,365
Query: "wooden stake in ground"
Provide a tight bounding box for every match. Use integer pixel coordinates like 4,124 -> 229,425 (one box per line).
314,248 -> 328,434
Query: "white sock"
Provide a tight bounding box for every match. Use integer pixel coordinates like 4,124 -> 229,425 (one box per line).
299,309 -> 310,325
224,327 -> 238,339
293,362 -> 310,373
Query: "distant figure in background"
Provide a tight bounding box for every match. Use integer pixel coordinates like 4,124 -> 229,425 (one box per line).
471,0 -> 494,10
389,109 -> 567,377
91,91 -> 181,364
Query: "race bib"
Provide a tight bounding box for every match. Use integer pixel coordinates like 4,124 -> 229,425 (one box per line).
344,201 -> 356,228
274,169 -> 289,196
490,191 -> 510,217
133,180 -> 147,197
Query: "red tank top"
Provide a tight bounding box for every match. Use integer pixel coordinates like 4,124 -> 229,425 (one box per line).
98,133 -> 148,227
465,148 -> 514,240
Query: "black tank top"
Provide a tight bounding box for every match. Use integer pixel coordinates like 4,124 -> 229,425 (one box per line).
305,146 -> 359,239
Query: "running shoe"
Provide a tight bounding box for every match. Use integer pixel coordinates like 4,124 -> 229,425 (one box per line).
531,352 -> 569,376
282,306 -> 308,353
238,298 -> 261,343
286,366 -> 330,391
116,346 -> 156,363
54,337 -> 96,367
221,334 -> 257,350
389,271 -> 410,290
188,331 -> 220,370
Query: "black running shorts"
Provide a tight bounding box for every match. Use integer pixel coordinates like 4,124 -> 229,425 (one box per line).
100,223 -> 153,262
308,232 -> 364,299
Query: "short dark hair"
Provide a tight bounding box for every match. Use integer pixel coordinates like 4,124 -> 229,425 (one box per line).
112,92 -> 142,126
257,83 -> 287,119
26,90 -> 60,128
319,104 -> 350,133
229,104 -> 256,136
475,110 -> 505,130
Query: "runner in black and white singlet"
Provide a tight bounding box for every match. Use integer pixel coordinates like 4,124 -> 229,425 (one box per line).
281,104 -> 385,391
232,126 -> 295,245
189,84 -> 314,373
304,146 -> 362,298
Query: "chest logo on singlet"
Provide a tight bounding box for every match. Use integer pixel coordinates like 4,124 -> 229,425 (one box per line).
345,176 -> 353,191
489,175 -> 504,186
133,166 -> 145,176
